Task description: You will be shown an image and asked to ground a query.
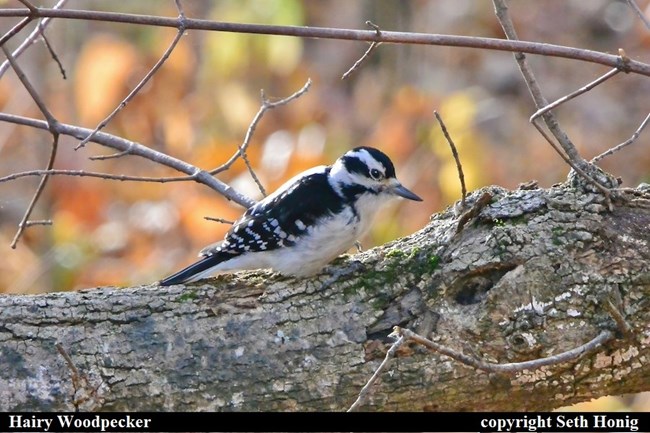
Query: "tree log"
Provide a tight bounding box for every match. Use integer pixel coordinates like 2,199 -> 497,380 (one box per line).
1,183 -> 649,411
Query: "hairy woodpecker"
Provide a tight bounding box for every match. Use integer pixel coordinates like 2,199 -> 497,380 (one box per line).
160,146 -> 422,285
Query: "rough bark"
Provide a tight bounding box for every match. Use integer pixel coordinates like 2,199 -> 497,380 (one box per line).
1,183 -> 649,411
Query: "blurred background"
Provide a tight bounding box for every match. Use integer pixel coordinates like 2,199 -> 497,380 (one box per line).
0,0 -> 648,411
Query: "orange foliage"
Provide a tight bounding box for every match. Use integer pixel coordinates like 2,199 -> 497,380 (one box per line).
74,35 -> 139,125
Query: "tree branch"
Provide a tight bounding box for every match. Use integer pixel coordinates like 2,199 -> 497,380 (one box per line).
0,8 -> 649,77
0,0 -> 68,79
592,113 -> 650,163
0,184 -> 647,411
0,112 -> 256,208
493,0 -> 583,165
341,21 -> 382,80
1,44 -> 61,247
626,0 -> 650,30
529,68 -> 621,123
74,13 -> 187,150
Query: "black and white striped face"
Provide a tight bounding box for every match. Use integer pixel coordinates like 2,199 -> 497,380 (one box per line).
330,147 -> 422,202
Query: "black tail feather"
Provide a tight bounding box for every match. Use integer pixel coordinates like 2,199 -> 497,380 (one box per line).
159,255 -> 223,286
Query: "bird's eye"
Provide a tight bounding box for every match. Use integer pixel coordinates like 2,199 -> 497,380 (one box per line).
370,168 -> 383,180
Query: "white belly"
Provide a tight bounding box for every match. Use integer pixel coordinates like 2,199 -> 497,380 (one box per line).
210,194 -> 395,277
215,207 -> 358,276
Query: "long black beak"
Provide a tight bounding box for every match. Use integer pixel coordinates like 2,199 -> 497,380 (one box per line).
392,182 -> 423,201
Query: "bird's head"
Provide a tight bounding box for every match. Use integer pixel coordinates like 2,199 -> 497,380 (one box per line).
329,146 -> 422,202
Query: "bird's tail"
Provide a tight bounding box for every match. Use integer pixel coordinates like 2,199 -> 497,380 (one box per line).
159,253 -> 227,286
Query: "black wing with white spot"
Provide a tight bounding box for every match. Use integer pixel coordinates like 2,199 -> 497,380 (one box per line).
205,167 -> 345,257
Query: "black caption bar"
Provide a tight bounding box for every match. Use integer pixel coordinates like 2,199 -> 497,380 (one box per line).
0,411 -> 647,432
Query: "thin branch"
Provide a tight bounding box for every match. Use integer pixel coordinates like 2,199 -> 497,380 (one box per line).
434,111 -> 466,207
0,168 -> 196,184
204,216 -> 234,225
55,342 -> 81,382
75,26 -> 186,150
603,299 -> 633,339
347,335 -> 405,412
0,0 -> 68,79
16,0 -> 37,13
0,112 -> 256,208
55,342 -> 104,411
40,31 -> 66,79
493,0 -> 615,199
592,113 -> 650,163
341,21 -> 382,80
1,8 -> 650,77
2,44 -> 61,247
10,134 -> 58,248
1,45 -> 58,129
88,149 -> 132,161
0,16 -> 32,47
174,0 -> 186,19
493,0 -> 583,166
397,327 -> 614,374
210,79 -> 312,188
456,191 -> 493,234
22,220 -> 52,227
239,92 -> 267,197
530,119 -> 613,199
529,68 -> 621,122
626,0 -> 650,30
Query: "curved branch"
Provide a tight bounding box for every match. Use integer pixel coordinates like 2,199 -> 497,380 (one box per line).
0,112 -> 256,208
398,328 -> 614,374
0,8 -> 649,77
0,0 -> 68,79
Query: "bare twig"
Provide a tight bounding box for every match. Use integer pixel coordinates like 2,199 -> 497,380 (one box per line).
0,112 -> 256,208
342,21 -> 382,80
210,79 -> 312,197
2,45 -> 61,247
174,0 -> 186,19
529,68 -> 620,122
211,79 -> 311,176
55,342 -> 81,382
493,0 -> 583,165
204,216 -> 234,225
347,335 -> 405,412
55,342 -> 104,411
1,8 -> 650,77
626,0 -> 650,30
434,111 -> 466,207
493,0 -> 615,198
603,299 -> 633,339
10,135 -> 58,248
456,191 -> 493,234
0,168 -> 196,184
239,91 -> 268,196
397,327 -> 614,374
88,149 -> 132,161
0,0 -> 68,79
1,45 -> 58,129
530,119 -> 613,198
40,32 -> 66,79
75,26 -> 186,150
592,113 -> 650,163
23,220 -> 53,227
16,0 -> 37,13
0,17 -> 32,47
